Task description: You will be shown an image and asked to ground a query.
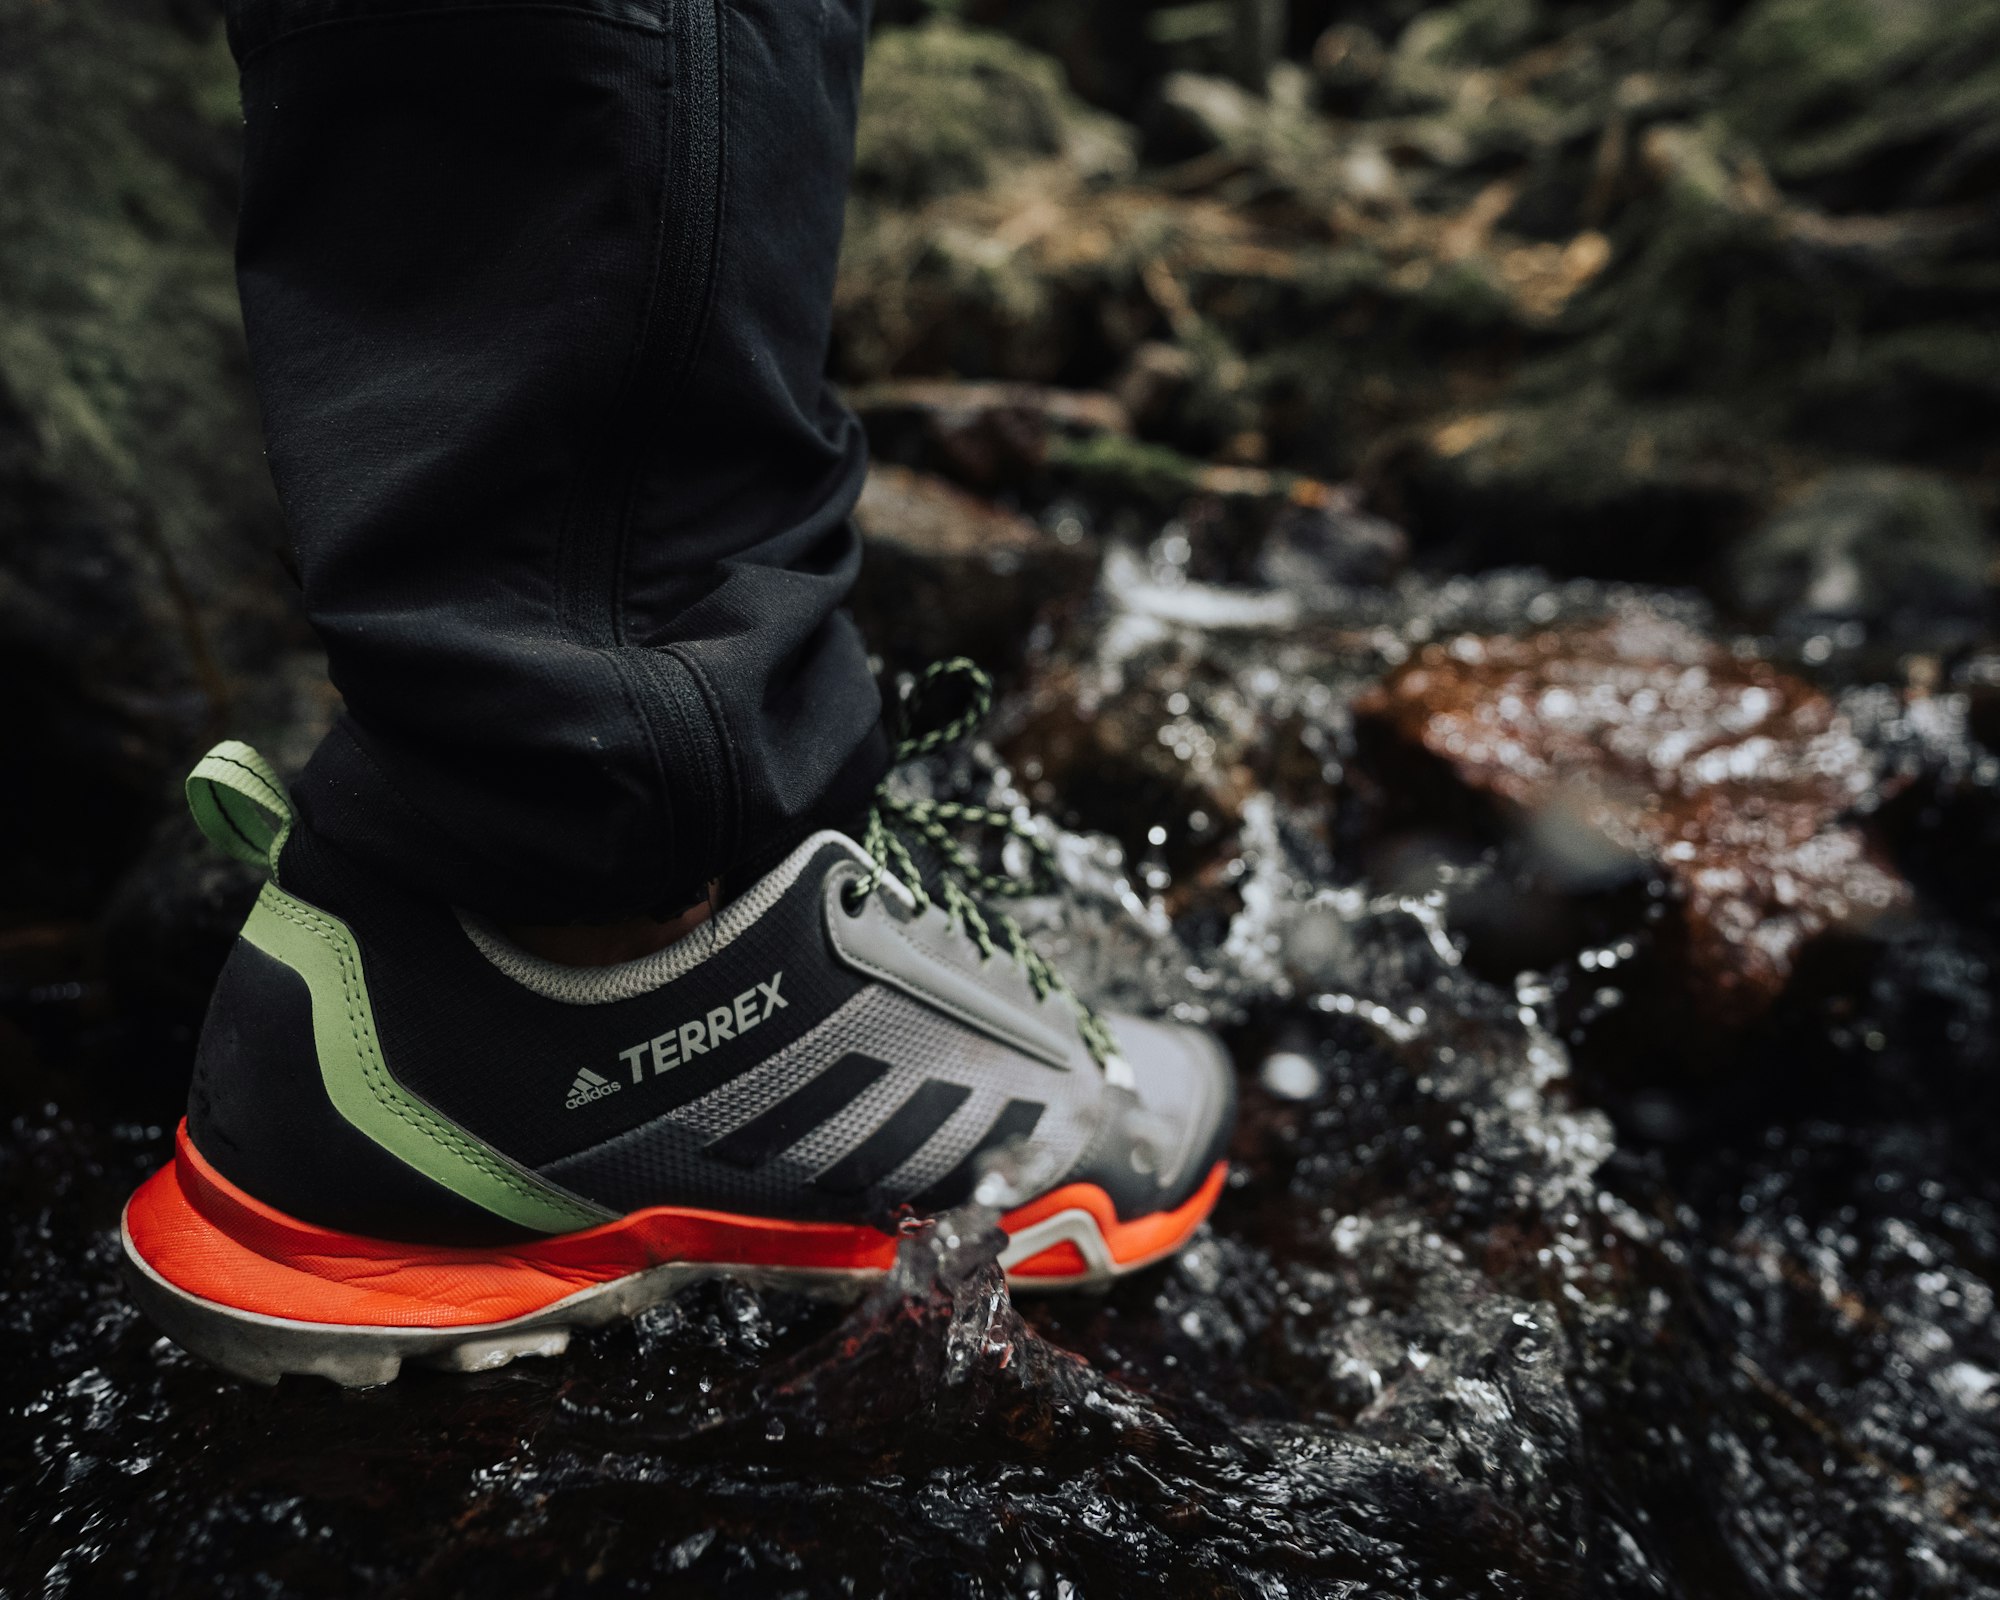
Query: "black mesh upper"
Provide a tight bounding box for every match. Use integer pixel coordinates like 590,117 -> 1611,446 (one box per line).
278,828 -> 867,1173
188,937 -> 538,1244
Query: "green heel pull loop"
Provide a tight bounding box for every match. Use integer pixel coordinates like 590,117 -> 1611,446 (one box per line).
183,739 -> 604,1232
187,741 -> 293,873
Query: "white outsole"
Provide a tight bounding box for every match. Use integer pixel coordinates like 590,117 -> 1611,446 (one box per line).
119,1214 -> 884,1387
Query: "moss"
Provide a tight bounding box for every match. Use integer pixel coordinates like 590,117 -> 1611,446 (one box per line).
0,0 -> 315,917
1792,324 -> 2000,464
1046,432 -> 1214,504
1398,390 -> 1775,578
1394,0 -> 1542,73
1727,465 -> 1994,639
852,23 -> 1135,205
1723,0 -> 2000,205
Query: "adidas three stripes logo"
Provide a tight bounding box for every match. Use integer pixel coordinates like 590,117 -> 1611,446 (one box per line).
566,1040 -> 1047,1205
564,1067 -> 622,1111
708,1052 -> 1048,1202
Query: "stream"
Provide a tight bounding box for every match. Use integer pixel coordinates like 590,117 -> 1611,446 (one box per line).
8,532 -> 2000,1597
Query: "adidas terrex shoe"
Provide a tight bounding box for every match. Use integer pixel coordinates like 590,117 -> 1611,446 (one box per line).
122,674 -> 1235,1386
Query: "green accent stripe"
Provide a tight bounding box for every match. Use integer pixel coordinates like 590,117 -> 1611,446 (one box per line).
240,885 -> 606,1234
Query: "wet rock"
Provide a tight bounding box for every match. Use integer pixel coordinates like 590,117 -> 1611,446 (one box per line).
1727,466 -> 1995,647
1390,396 -> 1770,582
1256,484 -> 1411,590
1001,647 -> 1267,891
1047,434 -> 1407,585
1356,613 -> 1913,1019
15,556 -> 2000,1596
847,378 -> 1131,492
0,0 -> 321,927
847,464 -> 1098,673
1857,658 -> 2000,950
699,1211 -> 1125,1473
994,532 -> 1363,896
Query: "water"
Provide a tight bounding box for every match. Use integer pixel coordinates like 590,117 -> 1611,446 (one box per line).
7,531 -> 2000,1596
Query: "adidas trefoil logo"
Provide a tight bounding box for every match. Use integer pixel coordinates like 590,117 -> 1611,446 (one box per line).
565,1066 -> 622,1111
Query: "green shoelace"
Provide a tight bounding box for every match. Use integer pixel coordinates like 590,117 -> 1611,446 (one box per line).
846,658 -> 1122,1070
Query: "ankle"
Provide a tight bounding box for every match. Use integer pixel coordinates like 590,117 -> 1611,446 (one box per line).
499,887 -> 716,967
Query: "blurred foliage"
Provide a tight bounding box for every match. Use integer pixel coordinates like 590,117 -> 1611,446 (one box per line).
0,0 -> 1995,932
842,0 -> 1999,594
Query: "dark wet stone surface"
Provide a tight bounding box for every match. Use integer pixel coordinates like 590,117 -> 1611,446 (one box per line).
9,2 -> 2000,1594
11,540 -> 2000,1596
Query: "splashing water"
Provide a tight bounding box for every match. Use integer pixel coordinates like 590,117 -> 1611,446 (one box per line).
8,534 -> 2000,1596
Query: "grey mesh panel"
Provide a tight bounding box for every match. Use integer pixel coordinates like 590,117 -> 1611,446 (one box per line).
544,985 -> 1102,1219
869,1046 -> 1078,1197
511,831 -> 1132,1221
824,865 -> 1083,1070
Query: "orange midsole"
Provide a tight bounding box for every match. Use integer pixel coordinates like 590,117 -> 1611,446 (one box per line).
125,1122 -> 1226,1328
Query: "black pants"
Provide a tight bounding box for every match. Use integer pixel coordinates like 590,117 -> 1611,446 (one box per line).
228,0 -> 886,922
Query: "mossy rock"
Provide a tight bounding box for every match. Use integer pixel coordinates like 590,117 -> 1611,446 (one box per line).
1046,431 -> 1215,505
1792,323 -> 2000,467
0,0 -> 318,920
1723,0 -> 2000,206
853,22 -> 1136,205
1391,392 -> 1772,580
1727,465 -> 1995,643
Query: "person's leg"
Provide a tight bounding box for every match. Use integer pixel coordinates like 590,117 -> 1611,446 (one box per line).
229,0 -> 886,925
119,2 -> 1236,1384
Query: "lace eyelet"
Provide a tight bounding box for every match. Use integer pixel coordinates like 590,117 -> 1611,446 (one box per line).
840,882 -> 869,918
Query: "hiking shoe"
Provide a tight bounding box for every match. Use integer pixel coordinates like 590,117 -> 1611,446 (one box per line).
122,665 -> 1234,1385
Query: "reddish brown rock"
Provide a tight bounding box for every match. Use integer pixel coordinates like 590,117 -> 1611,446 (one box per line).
1356,614 -> 1911,1019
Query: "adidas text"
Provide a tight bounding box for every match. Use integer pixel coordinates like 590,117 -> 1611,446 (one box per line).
613,970 -> 788,1086
565,1066 -> 622,1111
